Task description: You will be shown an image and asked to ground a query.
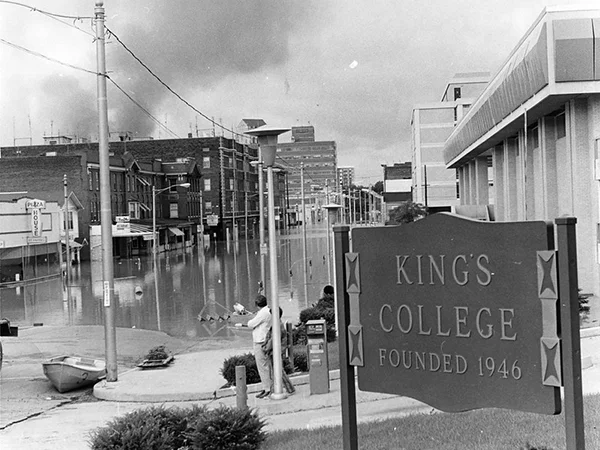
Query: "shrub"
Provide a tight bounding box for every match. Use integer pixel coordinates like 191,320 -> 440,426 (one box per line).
143,345 -> 170,361
187,405 -> 267,450
221,353 -> 294,386
221,353 -> 260,386
291,347 -> 308,372
89,404 -> 206,449
89,404 -> 266,450
299,306 -> 335,325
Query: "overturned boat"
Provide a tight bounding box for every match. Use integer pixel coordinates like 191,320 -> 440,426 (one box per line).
42,355 -> 106,393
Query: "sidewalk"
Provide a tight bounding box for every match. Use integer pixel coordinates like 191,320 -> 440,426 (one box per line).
2,328 -> 600,449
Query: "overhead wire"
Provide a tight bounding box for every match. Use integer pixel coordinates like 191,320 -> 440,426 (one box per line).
0,2 -> 239,141
105,26 -> 246,140
0,37 -> 179,139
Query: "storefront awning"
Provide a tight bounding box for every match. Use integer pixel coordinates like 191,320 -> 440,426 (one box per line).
168,227 -> 184,236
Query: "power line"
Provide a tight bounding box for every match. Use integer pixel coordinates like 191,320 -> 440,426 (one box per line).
0,37 -> 97,75
0,1 -> 93,20
0,37 -> 179,140
107,77 -> 179,139
105,26 -> 246,140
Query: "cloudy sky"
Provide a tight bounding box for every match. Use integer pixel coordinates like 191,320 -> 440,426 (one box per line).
0,0 -> 590,184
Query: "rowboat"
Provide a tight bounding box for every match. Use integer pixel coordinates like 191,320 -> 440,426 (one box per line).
42,355 -> 106,393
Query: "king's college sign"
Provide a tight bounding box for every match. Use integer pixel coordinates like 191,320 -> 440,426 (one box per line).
334,214 -> 585,450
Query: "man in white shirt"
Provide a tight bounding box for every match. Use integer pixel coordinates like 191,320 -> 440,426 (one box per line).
247,294 -> 272,398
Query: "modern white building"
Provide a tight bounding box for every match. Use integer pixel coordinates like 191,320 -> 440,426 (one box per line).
445,6 -> 600,295
411,73 -> 489,213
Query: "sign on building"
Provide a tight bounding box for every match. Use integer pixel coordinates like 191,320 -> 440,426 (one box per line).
115,216 -> 130,233
30,208 -> 42,237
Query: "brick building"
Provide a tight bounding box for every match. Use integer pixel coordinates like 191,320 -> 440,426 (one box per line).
0,148 -> 202,261
0,135 -> 289,251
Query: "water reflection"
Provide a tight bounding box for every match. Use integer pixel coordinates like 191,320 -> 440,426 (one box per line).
0,226 -> 330,339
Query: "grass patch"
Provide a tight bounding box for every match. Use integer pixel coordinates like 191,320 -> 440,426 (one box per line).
263,393 -> 600,449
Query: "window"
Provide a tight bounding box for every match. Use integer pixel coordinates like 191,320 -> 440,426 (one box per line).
203,156 -> 210,168
170,203 -> 179,218
64,211 -> 74,231
556,113 -> 566,139
170,179 -> 177,192
205,201 -> 212,212
88,172 -> 93,190
453,87 -> 461,100
203,147 -> 210,152
229,179 -> 234,190
204,178 -> 211,191
129,202 -> 140,219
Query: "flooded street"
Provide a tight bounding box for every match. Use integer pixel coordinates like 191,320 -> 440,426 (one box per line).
0,225 -> 332,340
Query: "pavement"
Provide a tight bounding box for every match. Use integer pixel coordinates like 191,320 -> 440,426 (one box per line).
2,326 -> 600,449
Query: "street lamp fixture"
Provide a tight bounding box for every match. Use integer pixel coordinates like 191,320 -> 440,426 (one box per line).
245,124 -> 290,401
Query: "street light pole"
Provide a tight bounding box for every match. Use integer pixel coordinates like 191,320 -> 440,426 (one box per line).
95,1 -> 117,382
245,125 -> 290,401
300,163 -> 309,306
257,150 -> 266,293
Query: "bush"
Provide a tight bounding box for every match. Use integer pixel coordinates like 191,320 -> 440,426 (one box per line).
221,352 -> 294,386
89,404 -> 266,450
221,353 -> 260,386
299,306 -> 335,326
187,405 -> 267,450
89,404 -> 205,449
291,347 -> 308,372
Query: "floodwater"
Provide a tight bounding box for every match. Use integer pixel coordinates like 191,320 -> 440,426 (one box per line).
2,221 -> 599,340
0,225 -> 333,340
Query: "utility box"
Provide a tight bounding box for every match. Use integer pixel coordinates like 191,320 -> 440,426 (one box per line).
306,319 -> 329,394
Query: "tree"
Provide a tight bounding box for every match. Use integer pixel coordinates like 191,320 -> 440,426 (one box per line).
388,201 -> 428,224
372,181 -> 383,195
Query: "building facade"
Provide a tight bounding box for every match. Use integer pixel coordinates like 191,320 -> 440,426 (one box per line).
412,73 -> 489,213
277,126 -> 337,223
337,166 -> 355,192
444,6 -> 600,295
382,162 -> 412,216
0,148 -> 202,261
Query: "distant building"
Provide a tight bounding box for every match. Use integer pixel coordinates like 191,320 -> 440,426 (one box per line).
382,162 -> 412,216
277,125 -> 337,224
337,166 -> 354,192
411,72 -> 489,213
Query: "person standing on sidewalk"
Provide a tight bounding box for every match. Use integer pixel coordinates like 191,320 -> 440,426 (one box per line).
247,294 -> 272,399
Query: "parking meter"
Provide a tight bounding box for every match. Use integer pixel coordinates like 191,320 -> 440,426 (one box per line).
306,319 -> 329,394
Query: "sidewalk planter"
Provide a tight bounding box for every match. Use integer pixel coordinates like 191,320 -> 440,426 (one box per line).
136,355 -> 174,369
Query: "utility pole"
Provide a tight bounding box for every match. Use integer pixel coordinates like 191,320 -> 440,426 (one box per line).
63,175 -> 71,307
95,1 -> 117,381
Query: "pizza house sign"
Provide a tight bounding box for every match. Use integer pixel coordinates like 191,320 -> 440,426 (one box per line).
348,213 -> 562,414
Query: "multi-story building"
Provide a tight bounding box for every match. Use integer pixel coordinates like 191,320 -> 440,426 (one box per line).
0,134 -> 290,247
0,148 -> 202,261
444,6 -> 600,296
337,166 -> 354,192
411,72 -> 489,213
277,126 -> 337,223
382,162 -> 412,217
